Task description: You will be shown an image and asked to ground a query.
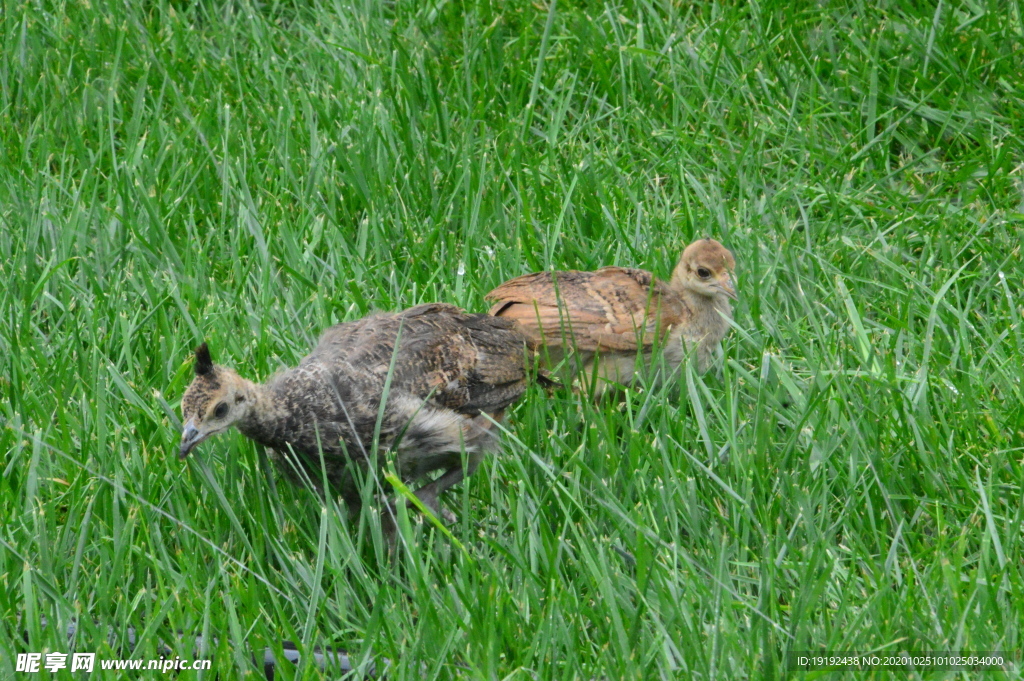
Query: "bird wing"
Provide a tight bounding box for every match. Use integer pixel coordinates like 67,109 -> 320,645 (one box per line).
394,305 -> 529,415
308,304 -> 528,418
486,267 -> 688,352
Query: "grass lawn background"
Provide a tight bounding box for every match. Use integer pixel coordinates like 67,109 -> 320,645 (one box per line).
1,0 -> 1022,677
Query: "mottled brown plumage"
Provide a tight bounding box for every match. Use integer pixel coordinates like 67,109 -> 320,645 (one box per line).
178,303 -> 529,522
485,238 -> 737,392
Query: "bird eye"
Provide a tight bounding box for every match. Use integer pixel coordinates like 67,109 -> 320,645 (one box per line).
697,267 -> 711,279
213,402 -> 229,419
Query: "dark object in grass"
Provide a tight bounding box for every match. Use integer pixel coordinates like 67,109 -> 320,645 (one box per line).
486,238 -> 737,394
178,303 -> 529,524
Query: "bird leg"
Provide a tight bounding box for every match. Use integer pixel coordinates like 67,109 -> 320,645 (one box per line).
380,456 -> 480,535
409,463 -> 476,524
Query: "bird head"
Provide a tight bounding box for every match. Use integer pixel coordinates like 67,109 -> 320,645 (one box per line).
179,343 -> 253,459
671,238 -> 738,301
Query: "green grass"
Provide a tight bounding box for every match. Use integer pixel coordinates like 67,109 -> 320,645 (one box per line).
2,0 -> 1023,678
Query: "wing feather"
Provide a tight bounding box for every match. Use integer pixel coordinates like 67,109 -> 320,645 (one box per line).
486,267 -> 689,352
307,305 -> 528,418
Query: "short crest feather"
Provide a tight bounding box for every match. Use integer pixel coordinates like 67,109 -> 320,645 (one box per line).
194,343 -> 214,376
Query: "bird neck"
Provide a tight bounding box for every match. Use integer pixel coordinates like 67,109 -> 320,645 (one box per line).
679,285 -> 733,319
236,380 -> 289,447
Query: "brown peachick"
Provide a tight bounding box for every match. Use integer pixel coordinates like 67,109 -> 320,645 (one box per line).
178,303 -> 529,523
485,238 -> 737,392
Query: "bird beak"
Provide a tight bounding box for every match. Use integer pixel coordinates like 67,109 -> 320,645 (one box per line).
179,419 -> 203,459
717,272 -> 738,301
